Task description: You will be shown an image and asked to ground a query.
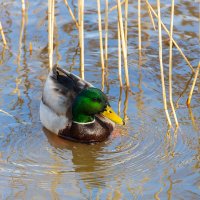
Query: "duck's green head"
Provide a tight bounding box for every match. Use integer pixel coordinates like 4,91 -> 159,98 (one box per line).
72,87 -> 124,125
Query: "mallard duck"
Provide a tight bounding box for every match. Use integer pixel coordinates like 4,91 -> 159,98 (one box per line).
40,65 -> 124,143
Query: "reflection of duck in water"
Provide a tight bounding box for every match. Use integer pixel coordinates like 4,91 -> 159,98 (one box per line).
40,65 -> 124,143
44,128 -> 110,187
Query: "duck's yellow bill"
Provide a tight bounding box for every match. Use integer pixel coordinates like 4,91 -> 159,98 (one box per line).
101,105 -> 124,125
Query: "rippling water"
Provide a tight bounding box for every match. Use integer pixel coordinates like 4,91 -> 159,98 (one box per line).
0,0 -> 199,199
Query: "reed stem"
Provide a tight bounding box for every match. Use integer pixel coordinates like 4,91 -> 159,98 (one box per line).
124,0 -> 128,46
117,0 -> 130,87
78,0 -> 85,79
97,0 -> 105,71
21,0 -> 25,14
146,0 -> 194,72
104,0 -> 108,68
118,22 -> 123,87
29,42 -> 32,55
48,0 -> 55,70
0,22 -> 7,46
157,0 -> 172,127
0,109 -> 13,117
169,0 -> 178,126
187,63 -> 200,106
145,1 -> 156,30
109,0 -> 125,12
51,0 -> 55,51
63,0 -> 79,28
138,0 -> 141,50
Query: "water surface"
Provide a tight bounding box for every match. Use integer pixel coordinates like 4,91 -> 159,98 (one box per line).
0,0 -> 199,199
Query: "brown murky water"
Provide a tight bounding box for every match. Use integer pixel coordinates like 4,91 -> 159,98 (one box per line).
0,0 -> 199,199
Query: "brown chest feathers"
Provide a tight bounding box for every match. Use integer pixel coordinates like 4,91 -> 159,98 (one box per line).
58,117 -> 114,143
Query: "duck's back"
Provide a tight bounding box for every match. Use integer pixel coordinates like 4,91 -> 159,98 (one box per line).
40,65 -> 93,134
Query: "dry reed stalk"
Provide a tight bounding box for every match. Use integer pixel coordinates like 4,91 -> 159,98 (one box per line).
157,0 -> 172,127
168,0 -> 178,126
138,0 -> 141,50
78,0 -> 84,79
51,0 -> 55,48
63,0 -> 79,28
104,0 -> 108,68
117,0 -> 130,87
124,0 -> 128,46
21,0 -> 25,14
48,0 -> 54,70
109,0 -> 125,12
97,0 -> 105,71
0,22 -> 7,46
29,42 -> 32,55
118,22 -> 123,87
145,0 -> 156,30
146,0 -> 194,72
0,109 -> 13,117
187,63 -> 200,106
48,0 -> 52,48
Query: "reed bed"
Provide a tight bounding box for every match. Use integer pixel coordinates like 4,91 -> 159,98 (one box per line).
0,0 -> 197,130
44,0 -> 198,128
145,0 -> 194,72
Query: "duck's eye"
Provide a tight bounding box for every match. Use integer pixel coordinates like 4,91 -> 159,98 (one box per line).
92,97 -> 101,102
